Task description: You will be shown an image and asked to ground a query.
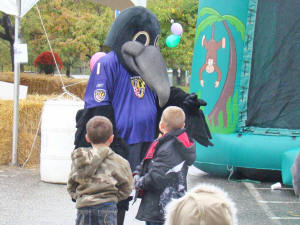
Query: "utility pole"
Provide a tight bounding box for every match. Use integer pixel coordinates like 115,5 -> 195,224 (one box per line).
11,0 -> 21,166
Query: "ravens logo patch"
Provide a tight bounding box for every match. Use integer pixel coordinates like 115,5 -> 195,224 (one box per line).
94,89 -> 106,102
130,76 -> 146,98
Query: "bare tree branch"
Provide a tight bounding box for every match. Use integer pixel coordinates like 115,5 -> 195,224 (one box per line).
97,4 -> 101,16
3,15 -> 14,41
0,13 -> 15,71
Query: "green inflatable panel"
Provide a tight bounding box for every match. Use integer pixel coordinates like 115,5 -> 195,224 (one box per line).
282,149 -> 300,186
190,0 -> 300,184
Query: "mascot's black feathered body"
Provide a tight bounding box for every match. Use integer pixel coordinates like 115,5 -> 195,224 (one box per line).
74,6 -> 212,225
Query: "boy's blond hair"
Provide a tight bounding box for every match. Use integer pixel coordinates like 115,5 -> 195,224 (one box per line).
161,106 -> 185,132
86,116 -> 113,144
165,184 -> 237,225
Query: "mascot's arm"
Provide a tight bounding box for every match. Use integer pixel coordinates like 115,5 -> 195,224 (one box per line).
160,87 -> 213,147
74,105 -> 128,159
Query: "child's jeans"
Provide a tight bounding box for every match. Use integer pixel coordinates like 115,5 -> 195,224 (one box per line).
76,202 -> 117,225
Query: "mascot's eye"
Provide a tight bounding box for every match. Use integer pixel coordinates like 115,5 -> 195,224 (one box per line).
133,31 -> 150,46
154,35 -> 160,47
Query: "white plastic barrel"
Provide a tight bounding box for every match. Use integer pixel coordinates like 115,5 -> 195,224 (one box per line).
40,99 -> 84,183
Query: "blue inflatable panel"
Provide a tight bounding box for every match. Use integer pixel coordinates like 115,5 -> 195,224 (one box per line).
282,149 -> 300,186
191,0 -> 300,179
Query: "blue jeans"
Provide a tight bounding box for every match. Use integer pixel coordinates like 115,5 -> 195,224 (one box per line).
146,222 -> 163,225
76,202 -> 117,225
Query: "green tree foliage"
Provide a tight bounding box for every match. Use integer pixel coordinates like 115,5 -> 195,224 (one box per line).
0,38 -> 11,71
1,0 -> 200,73
148,0 -> 199,71
22,0 -> 114,75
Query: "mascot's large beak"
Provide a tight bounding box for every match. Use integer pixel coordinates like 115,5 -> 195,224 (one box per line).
121,41 -> 170,107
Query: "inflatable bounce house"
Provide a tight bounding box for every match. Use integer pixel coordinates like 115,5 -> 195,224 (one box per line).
191,0 -> 300,185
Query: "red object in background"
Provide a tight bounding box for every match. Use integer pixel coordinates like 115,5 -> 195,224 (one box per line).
34,51 -> 63,74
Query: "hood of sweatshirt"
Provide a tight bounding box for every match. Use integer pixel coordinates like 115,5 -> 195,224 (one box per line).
71,146 -> 111,179
168,128 -> 196,166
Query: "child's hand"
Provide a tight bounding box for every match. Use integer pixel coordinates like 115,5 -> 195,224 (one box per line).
133,174 -> 140,189
135,177 -> 144,189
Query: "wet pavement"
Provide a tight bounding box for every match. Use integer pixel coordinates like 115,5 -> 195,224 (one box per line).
0,166 -> 299,225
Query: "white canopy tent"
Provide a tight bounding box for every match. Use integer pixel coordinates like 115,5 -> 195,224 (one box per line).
89,0 -> 146,10
0,0 -> 147,17
0,0 -> 40,17
131,0 -> 147,8
0,0 -> 146,166
90,0 -> 134,11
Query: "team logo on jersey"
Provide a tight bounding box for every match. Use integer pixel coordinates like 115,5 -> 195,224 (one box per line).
94,89 -> 106,102
130,76 -> 145,98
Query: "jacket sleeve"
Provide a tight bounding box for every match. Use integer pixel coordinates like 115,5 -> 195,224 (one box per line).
67,148 -> 104,201
114,157 -> 133,201
67,149 -> 91,200
74,105 -> 129,159
133,160 -> 143,175
67,160 -> 78,201
139,148 -> 174,191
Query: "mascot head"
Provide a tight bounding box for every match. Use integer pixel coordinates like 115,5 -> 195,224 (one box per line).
105,6 -> 170,107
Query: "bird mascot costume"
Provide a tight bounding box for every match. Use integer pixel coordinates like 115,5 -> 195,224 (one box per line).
74,6 -> 212,225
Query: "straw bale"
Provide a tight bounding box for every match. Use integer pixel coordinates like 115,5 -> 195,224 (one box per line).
0,94 -> 57,168
0,72 -> 87,99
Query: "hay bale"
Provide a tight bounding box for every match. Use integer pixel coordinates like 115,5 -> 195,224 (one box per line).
0,94 -> 57,168
0,72 -> 87,99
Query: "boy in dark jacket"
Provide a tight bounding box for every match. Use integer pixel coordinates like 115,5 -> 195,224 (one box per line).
134,106 -> 196,225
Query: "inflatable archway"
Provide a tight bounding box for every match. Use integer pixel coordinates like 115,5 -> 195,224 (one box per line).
191,0 -> 300,184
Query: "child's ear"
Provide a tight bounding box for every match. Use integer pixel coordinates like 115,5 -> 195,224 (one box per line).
159,121 -> 163,132
159,120 -> 166,134
108,134 -> 114,144
110,134 -> 114,143
85,134 -> 91,143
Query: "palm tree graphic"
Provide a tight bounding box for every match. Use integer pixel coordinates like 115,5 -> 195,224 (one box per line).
196,7 -> 245,127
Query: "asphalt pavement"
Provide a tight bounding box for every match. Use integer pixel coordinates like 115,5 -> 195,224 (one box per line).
0,166 -> 300,225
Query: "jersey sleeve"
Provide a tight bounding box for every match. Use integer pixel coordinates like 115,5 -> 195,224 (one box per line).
84,58 -> 115,109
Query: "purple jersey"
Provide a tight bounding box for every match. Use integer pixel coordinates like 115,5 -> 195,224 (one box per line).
84,51 -> 157,145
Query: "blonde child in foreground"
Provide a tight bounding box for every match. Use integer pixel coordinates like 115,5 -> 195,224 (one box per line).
67,116 -> 133,225
165,183 -> 238,225
134,106 -> 196,225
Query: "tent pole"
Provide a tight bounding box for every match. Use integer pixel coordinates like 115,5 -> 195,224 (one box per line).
11,0 -> 21,166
